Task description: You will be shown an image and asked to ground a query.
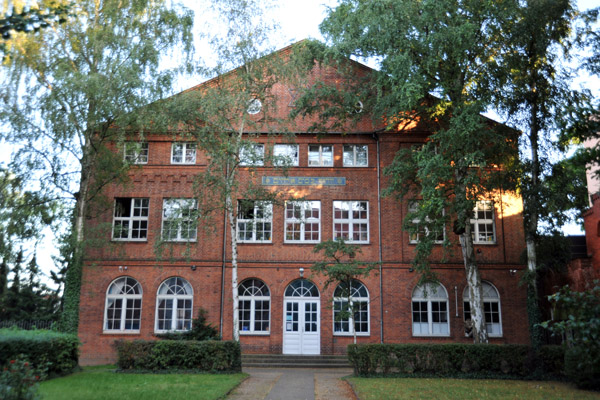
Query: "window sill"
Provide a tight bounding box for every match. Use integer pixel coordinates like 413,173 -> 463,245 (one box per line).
333,332 -> 370,337
112,239 -> 148,242
240,332 -> 270,336
473,241 -> 497,245
238,241 -> 273,244
162,240 -> 198,243
284,241 -> 321,244
103,330 -> 140,335
342,165 -> 368,168
412,334 -> 451,338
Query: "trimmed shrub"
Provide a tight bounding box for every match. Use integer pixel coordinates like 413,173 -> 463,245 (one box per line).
115,339 -> 241,372
155,309 -> 219,341
0,328 -> 79,377
347,343 -> 564,378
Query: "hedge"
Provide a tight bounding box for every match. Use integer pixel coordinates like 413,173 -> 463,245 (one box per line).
115,339 -> 241,372
0,328 -> 79,377
347,343 -> 564,378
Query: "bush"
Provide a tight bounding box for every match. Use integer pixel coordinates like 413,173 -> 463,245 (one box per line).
115,340 -> 241,372
155,309 -> 219,341
347,343 -> 564,378
0,356 -> 45,400
0,328 -> 79,377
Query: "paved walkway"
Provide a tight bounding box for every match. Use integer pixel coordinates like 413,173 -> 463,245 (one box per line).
227,367 -> 357,400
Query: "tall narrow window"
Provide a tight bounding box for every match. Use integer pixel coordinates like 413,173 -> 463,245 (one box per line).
239,143 -> 264,166
104,277 -> 142,332
308,145 -> 333,167
237,201 -> 272,242
333,201 -> 369,243
162,199 -> 197,242
284,201 -> 321,243
123,142 -> 148,164
333,280 -> 369,335
407,201 -> 445,244
412,283 -> 450,336
343,145 -> 368,167
171,142 -> 196,164
113,198 -> 149,241
239,279 -> 270,334
463,281 -> 502,337
273,144 -> 299,166
471,201 -> 496,243
155,277 -> 193,332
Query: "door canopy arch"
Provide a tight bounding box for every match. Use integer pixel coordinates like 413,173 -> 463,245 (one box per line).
284,279 -> 319,298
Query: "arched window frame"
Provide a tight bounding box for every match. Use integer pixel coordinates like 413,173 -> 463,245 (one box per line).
104,276 -> 142,333
463,281 -> 502,337
239,279 -> 271,335
411,282 -> 450,337
333,280 -> 370,336
155,277 -> 193,333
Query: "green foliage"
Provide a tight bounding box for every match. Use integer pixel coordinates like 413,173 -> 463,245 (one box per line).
155,309 -> 219,341
347,343 -> 564,379
0,3 -> 71,39
115,340 -> 241,372
0,355 -> 45,400
0,328 -> 79,377
540,283 -> 600,389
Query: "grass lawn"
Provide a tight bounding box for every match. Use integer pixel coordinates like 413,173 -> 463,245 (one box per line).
348,377 -> 600,400
39,366 -> 246,400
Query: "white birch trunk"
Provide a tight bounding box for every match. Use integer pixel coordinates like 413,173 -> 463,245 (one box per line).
227,196 -> 240,342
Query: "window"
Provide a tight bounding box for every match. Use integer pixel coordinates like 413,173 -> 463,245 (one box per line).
113,198 -> 149,241
162,199 -> 197,242
104,277 -> 142,332
285,201 -> 321,243
273,144 -> 299,166
237,201 -> 272,242
308,145 -> 333,167
333,280 -> 369,335
124,142 -> 148,164
471,201 -> 496,243
343,145 -> 368,167
171,142 -> 196,164
239,143 -> 264,166
239,279 -> 270,334
463,282 -> 502,337
333,201 -> 369,243
155,277 -> 193,332
412,283 -> 450,336
408,201 -> 445,244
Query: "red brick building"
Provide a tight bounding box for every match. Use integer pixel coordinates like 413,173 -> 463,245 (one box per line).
78,45 -> 528,365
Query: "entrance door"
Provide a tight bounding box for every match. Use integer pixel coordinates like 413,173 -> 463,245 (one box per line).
282,279 -> 320,355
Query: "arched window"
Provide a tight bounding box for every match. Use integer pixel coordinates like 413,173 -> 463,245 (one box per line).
412,282 -> 450,336
463,281 -> 502,337
284,279 -> 319,297
155,277 -> 193,332
104,277 -> 142,332
239,279 -> 270,334
333,280 -> 369,335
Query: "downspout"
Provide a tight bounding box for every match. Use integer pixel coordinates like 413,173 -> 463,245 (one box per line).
375,133 -> 384,343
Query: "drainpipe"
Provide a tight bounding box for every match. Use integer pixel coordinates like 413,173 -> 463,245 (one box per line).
375,133 -> 384,343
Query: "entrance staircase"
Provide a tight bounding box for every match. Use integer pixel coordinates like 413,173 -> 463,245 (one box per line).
241,354 -> 352,369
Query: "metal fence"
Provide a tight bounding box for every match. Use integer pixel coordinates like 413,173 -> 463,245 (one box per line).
0,320 -> 56,330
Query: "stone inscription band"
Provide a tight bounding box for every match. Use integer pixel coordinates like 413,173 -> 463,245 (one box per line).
261,176 -> 347,186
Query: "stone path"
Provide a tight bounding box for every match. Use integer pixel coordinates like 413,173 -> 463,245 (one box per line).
227,367 -> 357,400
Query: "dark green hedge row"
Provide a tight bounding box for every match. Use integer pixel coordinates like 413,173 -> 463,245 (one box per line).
0,328 -> 79,377
348,343 -> 564,378
115,339 -> 241,372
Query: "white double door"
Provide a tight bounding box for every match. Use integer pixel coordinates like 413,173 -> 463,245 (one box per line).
282,299 -> 320,355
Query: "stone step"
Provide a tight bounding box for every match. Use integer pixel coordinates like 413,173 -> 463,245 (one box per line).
242,354 -> 352,368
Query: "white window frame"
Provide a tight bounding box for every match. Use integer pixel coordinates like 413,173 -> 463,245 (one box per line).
161,199 -> 198,242
171,142 -> 196,164
273,144 -> 299,166
471,201 -> 496,244
123,142 -> 148,164
333,280 -> 370,336
463,281 -> 503,337
155,277 -> 193,333
237,200 -> 272,243
411,283 -> 450,337
239,143 -> 264,166
104,277 -> 142,333
343,145 -> 368,167
239,279 -> 271,335
284,201 -> 321,243
112,198 -> 149,241
333,201 -> 369,243
308,145 -> 333,167
408,201 -> 445,244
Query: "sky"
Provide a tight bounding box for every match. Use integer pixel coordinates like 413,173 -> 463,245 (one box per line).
2,0 -> 599,287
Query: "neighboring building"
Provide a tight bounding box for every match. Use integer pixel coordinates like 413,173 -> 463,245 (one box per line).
78,44 -> 528,365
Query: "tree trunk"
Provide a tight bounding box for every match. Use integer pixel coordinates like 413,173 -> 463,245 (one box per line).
227,195 -> 240,342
